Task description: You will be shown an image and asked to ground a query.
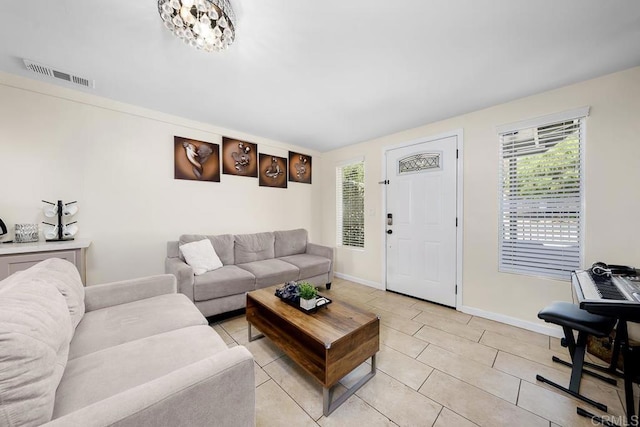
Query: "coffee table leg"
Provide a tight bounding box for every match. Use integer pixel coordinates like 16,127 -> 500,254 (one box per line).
247,322 -> 264,342
323,354 -> 376,416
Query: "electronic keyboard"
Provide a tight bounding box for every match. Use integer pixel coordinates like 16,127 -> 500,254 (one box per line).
572,269 -> 640,321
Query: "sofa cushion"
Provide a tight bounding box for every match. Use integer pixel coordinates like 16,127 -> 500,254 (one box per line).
234,232 -> 275,264
180,234 -> 235,265
274,229 -> 308,258
193,265 -> 256,301
53,325 -> 229,419
179,238 -> 224,275
237,259 -> 299,288
0,276 -> 72,427
69,293 -> 207,359
22,258 -> 85,331
278,254 -> 331,280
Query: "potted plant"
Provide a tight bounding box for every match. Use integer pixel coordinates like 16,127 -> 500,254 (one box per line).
298,282 -> 318,310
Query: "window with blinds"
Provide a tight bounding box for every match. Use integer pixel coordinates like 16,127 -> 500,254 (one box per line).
336,160 -> 365,248
498,108 -> 587,280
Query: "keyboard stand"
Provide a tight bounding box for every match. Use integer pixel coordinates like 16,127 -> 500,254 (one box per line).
577,320 -> 638,427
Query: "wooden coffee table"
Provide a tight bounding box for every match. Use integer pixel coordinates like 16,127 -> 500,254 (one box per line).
246,286 -> 379,416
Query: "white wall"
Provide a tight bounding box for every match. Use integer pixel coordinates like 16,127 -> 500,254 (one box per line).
3,67 -> 639,328
0,73 -> 323,285
319,66 -> 640,325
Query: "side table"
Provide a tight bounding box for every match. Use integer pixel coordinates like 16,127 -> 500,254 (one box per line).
0,239 -> 91,284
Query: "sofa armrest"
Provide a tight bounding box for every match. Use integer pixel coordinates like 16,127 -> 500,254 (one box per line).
306,242 -> 333,259
306,243 -> 335,283
84,274 -> 177,312
44,346 -> 255,427
165,257 -> 195,302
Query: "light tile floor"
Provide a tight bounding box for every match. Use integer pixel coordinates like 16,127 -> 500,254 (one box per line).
212,278 -> 637,427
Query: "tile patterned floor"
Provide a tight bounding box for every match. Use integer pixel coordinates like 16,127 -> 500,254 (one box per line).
212,278 -> 636,427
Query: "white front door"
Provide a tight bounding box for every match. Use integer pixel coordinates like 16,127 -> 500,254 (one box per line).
385,136 -> 458,307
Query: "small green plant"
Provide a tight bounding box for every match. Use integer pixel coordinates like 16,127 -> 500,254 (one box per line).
297,282 -> 318,300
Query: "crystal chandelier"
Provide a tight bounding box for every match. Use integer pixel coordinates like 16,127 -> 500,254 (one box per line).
158,0 -> 236,52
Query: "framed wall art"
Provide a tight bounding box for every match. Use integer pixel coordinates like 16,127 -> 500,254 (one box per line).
288,151 -> 312,184
259,154 -> 287,188
222,137 -> 258,177
174,136 -> 220,182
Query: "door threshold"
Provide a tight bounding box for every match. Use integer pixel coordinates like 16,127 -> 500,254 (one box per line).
385,289 -> 456,310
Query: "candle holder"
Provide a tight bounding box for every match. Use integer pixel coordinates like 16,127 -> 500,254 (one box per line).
15,224 -> 39,243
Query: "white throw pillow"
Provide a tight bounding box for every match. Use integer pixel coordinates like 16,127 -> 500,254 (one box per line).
179,239 -> 223,275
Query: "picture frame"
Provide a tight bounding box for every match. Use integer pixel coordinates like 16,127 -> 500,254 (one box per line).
288,151 -> 312,184
222,137 -> 258,177
174,136 -> 220,182
259,153 -> 288,188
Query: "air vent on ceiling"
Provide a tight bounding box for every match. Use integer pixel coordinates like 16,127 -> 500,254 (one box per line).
23,59 -> 95,89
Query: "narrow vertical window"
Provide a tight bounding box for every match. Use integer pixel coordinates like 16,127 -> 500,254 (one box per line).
336,159 -> 365,248
498,108 -> 588,280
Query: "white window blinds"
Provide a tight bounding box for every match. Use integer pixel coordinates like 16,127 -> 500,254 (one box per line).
498,109 -> 587,280
336,160 -> 365,248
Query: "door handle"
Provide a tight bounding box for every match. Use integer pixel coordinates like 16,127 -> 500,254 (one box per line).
387,229 -> 393,234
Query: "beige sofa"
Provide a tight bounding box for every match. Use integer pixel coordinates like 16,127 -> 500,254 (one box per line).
0,258 -> 255,427
165,229 -> 334,317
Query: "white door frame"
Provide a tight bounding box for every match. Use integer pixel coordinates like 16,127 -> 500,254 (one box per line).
380,129 -> 464,309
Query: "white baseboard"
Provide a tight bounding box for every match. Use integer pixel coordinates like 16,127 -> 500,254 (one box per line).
460,305 -> 563,338
334,272 -> 384,290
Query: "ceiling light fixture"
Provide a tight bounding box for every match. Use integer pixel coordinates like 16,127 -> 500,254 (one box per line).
157,0 -> 236,52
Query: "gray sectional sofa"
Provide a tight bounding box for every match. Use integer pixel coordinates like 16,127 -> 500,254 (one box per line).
165,229 -> 334,317
0,258 -> 255,427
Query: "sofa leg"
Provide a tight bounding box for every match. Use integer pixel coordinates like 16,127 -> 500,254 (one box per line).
325,283 -> 331,290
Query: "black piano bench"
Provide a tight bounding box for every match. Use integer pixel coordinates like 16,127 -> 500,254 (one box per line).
536,301 -> 617,412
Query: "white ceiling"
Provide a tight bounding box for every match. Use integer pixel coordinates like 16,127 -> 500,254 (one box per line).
1,1 -> 639,152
